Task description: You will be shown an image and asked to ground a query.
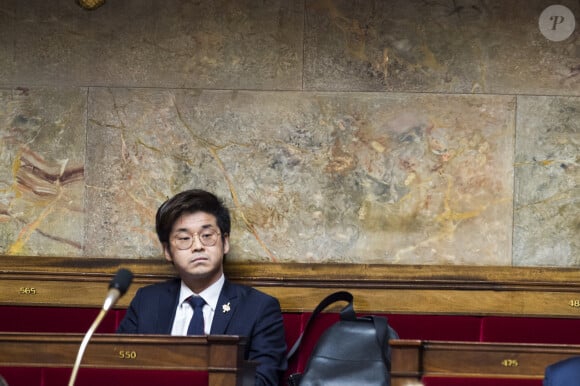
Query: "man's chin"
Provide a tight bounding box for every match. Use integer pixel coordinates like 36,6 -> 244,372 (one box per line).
186,267 -> 211,278
182,267 -> 222,291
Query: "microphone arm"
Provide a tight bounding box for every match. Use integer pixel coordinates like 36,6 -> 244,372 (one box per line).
68,269 -> 133,386
68,306 -> 108,386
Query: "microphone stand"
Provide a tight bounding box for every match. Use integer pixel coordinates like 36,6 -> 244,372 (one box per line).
67,267 -> 132,386
68,307 -> 109,386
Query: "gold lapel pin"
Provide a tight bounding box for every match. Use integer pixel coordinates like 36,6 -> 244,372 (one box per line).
222,302 -> 231,313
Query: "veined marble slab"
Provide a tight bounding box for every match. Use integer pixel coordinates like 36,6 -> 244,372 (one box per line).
84,88 -> 515,264
304,0 -> 579,95
514,96 -> 579,266
1,0 -> 303,90
0,88 -> 86,256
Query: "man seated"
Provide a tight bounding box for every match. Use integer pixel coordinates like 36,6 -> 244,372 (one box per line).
118,189 -> 287,386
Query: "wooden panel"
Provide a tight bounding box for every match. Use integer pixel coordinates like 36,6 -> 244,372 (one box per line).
3,334 -> 577,386
0,333 -> 255,386
0,274 -> 149,308
1,256 -> 580,317
389,340 -> 580,386
390,339 -> 422,378
2,276 -> 580,317
254,287 -> 580,317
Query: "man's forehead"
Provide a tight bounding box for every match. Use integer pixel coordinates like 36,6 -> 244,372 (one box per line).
172,212 -> 218,230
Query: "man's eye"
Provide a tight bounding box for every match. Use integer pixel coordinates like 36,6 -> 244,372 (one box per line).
178,236 -> 191,241
200,234 -> 212,240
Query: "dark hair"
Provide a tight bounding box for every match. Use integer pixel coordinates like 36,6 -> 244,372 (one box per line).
155,189 -> 231,245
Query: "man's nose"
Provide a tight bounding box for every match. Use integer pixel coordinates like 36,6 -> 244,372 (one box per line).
191,234 -> 205,250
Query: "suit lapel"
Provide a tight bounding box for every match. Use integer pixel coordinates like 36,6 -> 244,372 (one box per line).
156,279 -> 180,334
210,280 -> 239,334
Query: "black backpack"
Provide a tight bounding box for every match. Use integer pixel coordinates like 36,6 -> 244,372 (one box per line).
287,291 -> 399,386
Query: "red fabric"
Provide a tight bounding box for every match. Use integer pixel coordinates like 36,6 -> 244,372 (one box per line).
481,316 -> 580,344
5,306 -> 579,345
283,313 -> 304,379
383,314 -> 483,341
283,313 -> 302,350
0,306 -> 118,333
115,309 -> 127,330
0,367 -> 42,386
43,368 -> 207,386
423,376 -> 542,386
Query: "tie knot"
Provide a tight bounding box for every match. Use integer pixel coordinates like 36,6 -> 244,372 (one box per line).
188,296 -> 205,309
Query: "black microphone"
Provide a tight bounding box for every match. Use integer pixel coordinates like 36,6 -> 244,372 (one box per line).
68,268 -> 134,386
103,268 -> 134,311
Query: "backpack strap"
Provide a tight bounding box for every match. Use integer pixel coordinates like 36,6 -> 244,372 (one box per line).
286,291 -> 354,361
370,316 -> 390,370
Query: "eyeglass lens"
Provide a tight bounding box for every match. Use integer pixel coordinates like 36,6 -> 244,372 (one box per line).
172,230 -> 219,249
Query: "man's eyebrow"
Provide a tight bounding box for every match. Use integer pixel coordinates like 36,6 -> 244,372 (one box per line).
173,224 -> 215,232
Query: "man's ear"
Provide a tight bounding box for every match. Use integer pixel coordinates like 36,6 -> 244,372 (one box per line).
223,234 -> 230,255
162,243 -> 173,263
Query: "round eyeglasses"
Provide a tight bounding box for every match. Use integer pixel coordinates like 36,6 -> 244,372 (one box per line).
171,229 -> 221,250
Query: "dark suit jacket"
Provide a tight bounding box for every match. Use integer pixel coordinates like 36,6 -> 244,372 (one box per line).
117,278 -> 287,386
544,356 -> 580,386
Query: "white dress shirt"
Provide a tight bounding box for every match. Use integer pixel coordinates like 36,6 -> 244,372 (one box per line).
170,274 -> 225,336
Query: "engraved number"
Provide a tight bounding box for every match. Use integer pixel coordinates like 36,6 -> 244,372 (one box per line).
19,287 -> 37,295
119,351 -> 137,359
569,300 -> 580,308
501,359 -> 519,367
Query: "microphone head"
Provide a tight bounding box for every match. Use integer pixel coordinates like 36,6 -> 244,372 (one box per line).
108,268 -> 133,296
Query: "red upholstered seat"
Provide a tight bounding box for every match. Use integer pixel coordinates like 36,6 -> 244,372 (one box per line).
423,376 -> 542,386
3,306 -> 578,345
1,367 -> 207,386
0,306 -> 118,333
383,313 -> 483,341
41,368 -> 207,386
0,367 -> 42,386
481,316 -> 580,344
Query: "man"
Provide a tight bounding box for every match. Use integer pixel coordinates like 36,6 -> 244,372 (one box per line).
117,189 -> 287,386
544,356 -> 580,386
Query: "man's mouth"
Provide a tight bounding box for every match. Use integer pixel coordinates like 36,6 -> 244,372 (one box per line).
190,256 -> 208,264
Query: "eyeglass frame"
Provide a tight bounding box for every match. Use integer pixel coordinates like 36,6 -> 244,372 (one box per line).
169,228 -> 223,250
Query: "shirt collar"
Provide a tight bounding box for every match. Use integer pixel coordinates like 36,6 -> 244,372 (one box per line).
178,274 -> 225,312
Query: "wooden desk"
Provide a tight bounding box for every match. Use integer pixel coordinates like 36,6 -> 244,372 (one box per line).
0,333 -> 255,386
390,339 -> 580,386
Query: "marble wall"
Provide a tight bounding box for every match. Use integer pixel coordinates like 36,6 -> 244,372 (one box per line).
0,0 -> 578,266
